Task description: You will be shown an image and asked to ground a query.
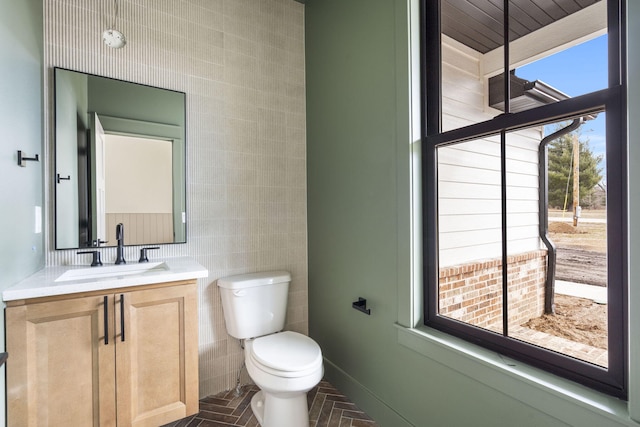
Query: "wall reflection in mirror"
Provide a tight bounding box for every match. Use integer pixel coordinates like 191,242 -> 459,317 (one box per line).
54,68 -> 186,250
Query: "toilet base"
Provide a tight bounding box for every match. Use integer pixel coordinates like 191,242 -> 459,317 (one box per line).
251,389 -> 310,427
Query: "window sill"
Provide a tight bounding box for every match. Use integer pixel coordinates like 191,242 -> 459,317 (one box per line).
396,324 -> 638,426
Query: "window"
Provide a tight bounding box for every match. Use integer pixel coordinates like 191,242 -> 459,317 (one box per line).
422,0 -> 627,397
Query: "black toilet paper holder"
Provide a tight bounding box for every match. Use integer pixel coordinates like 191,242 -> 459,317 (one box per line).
352,297 -> 371,315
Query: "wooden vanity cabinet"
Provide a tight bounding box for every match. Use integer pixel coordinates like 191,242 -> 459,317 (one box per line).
6,280 -> 198,427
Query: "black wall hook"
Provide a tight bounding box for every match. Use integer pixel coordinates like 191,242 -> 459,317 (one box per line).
17,150 -> 39,167
352,297 -> 371,315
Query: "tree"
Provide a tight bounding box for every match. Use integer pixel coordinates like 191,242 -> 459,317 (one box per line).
547,126 -> 604,209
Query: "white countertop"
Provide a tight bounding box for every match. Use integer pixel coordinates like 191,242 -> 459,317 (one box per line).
2,256 -> 208,301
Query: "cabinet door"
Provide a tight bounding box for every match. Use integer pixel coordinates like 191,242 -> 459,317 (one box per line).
6,295 -> 116,427
115,283 -> 198,427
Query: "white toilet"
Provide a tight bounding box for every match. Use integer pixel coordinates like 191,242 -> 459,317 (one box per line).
217,271 -> 323,427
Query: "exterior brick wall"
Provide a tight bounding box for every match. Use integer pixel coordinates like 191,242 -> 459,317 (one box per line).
439,250 -> 548,331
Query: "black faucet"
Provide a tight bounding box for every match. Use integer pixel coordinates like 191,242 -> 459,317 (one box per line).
78,250 -> 102,267
115,223 -> 126,264
139,246 -> 160,263
92,239 -> 107,247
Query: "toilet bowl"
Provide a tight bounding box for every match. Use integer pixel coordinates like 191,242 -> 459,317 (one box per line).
217,272 -> 324,427
245,331 -> 323,427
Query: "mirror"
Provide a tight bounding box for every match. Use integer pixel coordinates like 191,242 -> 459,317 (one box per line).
54,68 -> 186,249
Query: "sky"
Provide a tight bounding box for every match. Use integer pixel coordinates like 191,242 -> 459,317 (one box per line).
516,35 -> 608,162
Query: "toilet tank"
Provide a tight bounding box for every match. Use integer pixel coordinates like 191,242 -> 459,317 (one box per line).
217,271 -> 291,339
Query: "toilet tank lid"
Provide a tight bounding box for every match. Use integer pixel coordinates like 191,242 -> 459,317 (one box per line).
217,271 -> 291,290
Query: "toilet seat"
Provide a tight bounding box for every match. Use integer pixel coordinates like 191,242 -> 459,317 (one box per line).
249,331 -> 322,378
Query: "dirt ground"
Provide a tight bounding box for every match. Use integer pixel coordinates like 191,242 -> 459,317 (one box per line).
555,248 -> 607,287
548,220 -> 607,252
523,294 -> 608,350
548,221 -> 607,287
522,218 -> 608,349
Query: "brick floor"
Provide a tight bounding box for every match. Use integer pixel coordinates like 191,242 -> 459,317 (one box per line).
162,380 -> 379,427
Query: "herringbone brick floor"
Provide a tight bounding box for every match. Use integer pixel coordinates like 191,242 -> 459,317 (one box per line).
162,380 -> 378,427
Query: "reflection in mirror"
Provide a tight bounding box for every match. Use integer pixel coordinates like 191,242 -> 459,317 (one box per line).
104,135 -> 174,245
54,68 -> 186,249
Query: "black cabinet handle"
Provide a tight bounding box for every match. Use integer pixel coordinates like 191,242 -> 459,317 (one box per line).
120,294 -> 125,342
103,296 -> 109,345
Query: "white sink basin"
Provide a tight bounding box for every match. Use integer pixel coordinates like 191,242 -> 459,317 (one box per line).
55,262 -> 168,282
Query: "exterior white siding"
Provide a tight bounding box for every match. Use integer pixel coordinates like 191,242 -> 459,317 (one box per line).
438,36 -> 542,267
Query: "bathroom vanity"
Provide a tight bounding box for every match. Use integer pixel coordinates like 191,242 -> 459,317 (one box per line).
3,257 -> 207,427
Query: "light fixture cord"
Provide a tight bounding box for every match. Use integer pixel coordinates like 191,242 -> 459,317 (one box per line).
111,0 -> 119,29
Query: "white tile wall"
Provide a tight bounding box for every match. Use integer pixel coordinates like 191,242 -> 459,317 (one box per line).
43,0 -> 307,397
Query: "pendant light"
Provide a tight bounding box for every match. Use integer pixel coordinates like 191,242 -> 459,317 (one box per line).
103,0 -> 126,49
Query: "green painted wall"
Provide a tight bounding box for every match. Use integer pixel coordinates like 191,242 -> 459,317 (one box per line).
87,75 -> 185,129
0,0 -> 44,424
626,1 -> 640,421
306,1 -> 639,426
